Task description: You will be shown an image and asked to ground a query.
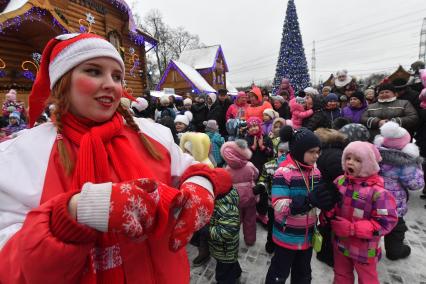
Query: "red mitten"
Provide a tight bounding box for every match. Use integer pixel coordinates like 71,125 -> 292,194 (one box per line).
179,164 -> 233,197
331,216 -> 355,238
169,182 -> 215,251
354,220 -> 375,239
108,178 -> 160,240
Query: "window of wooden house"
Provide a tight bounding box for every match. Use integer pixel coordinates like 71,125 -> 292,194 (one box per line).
108,31 -> 121,51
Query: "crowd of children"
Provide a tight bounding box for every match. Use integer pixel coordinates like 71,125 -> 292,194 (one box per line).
2,71 -> 426,283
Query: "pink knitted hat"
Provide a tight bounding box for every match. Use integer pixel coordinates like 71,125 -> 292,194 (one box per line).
376,121 -> 411,150
220,139 -> 252,167
342,141 -> 382,177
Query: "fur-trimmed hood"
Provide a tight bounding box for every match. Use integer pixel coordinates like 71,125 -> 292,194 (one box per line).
315,127 -> 347,146
378,147 -> 423,166
221,140 -> 252,169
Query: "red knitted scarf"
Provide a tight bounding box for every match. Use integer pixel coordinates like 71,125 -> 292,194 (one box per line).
61,112 -> 155,283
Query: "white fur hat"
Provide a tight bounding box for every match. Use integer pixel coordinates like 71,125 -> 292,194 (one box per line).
263,108 -> 278,120
184,110 -> 193,122
303,87 -> 319,96
183,98 -> 192,106
160,94 -> 170,105
207,93 -> 217,104
175,114 -> 190,126
131,97 -> 148,112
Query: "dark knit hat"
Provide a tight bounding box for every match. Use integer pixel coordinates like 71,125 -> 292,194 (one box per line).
349,91 -> 365,103
377,83 -> 396,93
339,123 -> 370,142
280,126 -> 321,163
325,93 -> 339,103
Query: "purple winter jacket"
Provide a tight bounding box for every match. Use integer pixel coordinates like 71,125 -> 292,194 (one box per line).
378,147 -> 424,217
221,142 -> 259,208
341,101 -> 367,123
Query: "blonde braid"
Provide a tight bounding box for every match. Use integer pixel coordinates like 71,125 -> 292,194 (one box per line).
117,105 -> 162,160
50,73 -> 74,175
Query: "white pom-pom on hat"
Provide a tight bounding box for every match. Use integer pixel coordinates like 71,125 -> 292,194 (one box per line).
380,121 -> 406,138
131,97 -> 148,112
184,111 -> 193,122
379,121 -> 411,150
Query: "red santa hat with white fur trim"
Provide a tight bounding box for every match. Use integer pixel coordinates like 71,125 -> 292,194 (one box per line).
374,121 -> 419,157
28,33 -> 125,127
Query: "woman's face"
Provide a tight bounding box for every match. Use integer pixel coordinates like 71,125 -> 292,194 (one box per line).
322,88 -> 330,97
349,97 -> 362,108
249,93 -> 259,105
68,58 -> 123,123
305,95 -> 313,109
237,95 -> 247,105
378,90 -> 396,100
273,100 -> 282,109
365,90 -> 375,100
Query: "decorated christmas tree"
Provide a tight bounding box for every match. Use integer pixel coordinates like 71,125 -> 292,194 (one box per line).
273,0 -> 310,93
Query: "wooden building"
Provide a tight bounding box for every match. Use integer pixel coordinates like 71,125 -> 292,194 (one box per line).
0,0 -> 157,105
156,45 -> 229,95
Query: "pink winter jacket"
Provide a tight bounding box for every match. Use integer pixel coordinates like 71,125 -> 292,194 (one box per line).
289,98 -> 313,129
221,142 -> 259,207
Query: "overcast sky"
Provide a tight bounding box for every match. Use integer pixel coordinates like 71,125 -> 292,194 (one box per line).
130,0 -> 426,88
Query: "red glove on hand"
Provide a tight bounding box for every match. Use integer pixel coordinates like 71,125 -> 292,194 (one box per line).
354,220 -> 375,239
108,178 -> 160,240
179,164 -> 233,197
169,182 -> 215,251
331,216 -> 355,238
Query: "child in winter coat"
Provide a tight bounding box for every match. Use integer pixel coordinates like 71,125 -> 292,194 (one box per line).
262,108 -> 278,136
221,140 -> 259,245
174,111 -> 192,143
289,96 -> 313,129
324,93 -> 342,124
209,186 -> 242,284
204,119 -> 225,167
269,117 -> 292,157
266,126 -> 334,283
255,142 -> 289,254
374,121 -> 424,260
244,116 -> 273,225
330,141 -> 398,284
2,111 -> 27,137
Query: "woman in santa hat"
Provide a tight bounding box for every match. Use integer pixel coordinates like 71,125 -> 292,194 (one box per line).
0,33 -> 232,283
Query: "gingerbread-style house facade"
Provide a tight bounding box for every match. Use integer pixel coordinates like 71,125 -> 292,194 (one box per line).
0,0 -> 157,105
156,45 -> 229,95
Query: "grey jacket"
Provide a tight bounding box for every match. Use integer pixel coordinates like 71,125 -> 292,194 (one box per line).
361,99 -> 418,139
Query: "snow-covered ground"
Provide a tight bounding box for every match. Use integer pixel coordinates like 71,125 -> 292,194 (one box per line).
188,190 -> 426,283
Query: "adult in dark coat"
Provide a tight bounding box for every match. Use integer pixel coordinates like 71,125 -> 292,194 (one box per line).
302,94 -> 330,131
191,95 -> 208,132
206,93 -> 223,126
271,95 -> 291,119
393,78 -> 421,111
217,89 -> 232,137
361,83 -> 418,139
314,128 -> 347,267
